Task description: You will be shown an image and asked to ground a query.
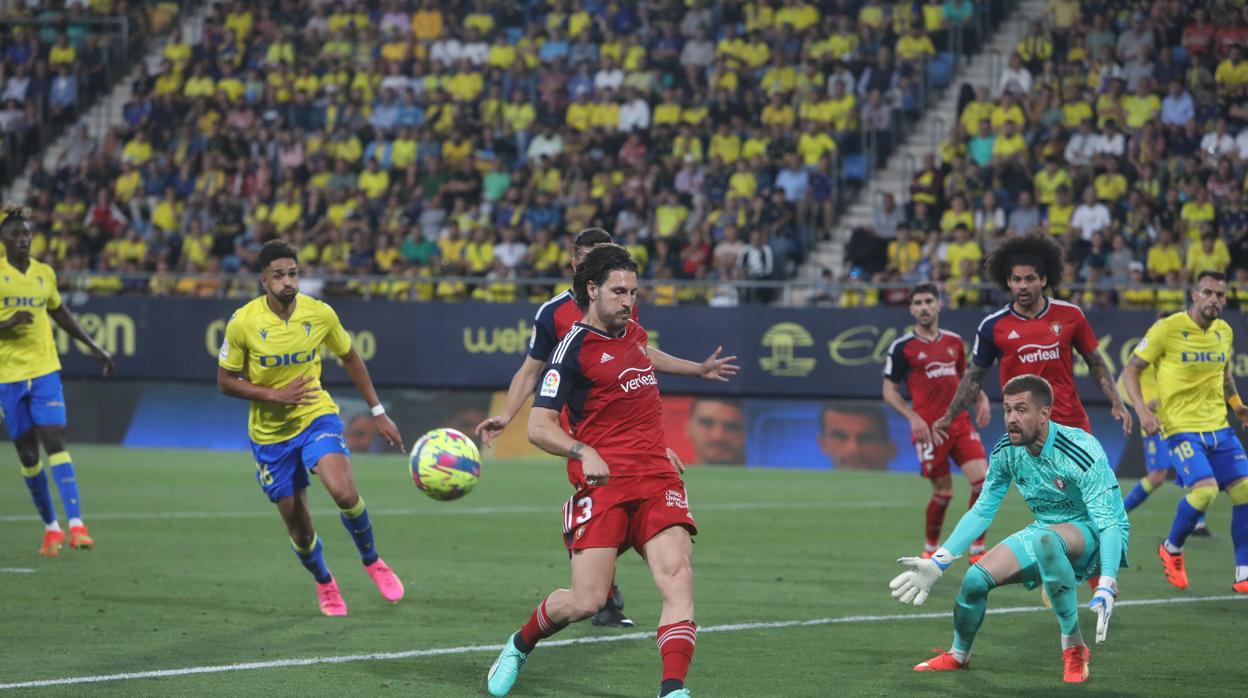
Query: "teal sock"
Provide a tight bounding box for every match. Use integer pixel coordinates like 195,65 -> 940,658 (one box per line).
1035,530 -> 1081,639
292,535 -> 332,584
49,453 -> 81,521
952,564 -> 995,657
339,498 -> 379,565
21,464 -> 57,525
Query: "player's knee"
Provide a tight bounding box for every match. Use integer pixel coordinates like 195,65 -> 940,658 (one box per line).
13,435 -> 39,467
655,559 -> 694,596
1186,486 -> 1218,512
570,589 -> 610,620
958,565 -> 994,601
328,487 -> 360,511
1035,531 -> 1066,565
1227,479 -> 1248,505
1147,470 -> 1168,488
35,427 -> 65,454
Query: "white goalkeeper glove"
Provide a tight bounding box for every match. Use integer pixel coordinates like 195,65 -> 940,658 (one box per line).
1088,576 -> 1117,644
890,548 -> 956,605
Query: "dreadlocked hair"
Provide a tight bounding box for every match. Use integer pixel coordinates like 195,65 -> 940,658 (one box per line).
985,233 -> 1066,292
0,203 -> 32,236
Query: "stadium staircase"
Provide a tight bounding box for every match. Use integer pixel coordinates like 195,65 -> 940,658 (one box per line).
1,3 -> 213,205
802,0 -> 1048,283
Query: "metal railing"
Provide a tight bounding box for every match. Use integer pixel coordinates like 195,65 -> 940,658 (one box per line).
54,271 -> 1207,310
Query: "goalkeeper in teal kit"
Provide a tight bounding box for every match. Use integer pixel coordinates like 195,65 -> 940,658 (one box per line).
889,374 -> 1129,683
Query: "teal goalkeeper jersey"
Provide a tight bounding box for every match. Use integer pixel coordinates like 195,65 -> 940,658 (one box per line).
944,422 -> 1129,576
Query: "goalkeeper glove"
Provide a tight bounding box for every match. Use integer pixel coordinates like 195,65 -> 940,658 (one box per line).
1088,576 -> 1117,644
890,548 -> 956,605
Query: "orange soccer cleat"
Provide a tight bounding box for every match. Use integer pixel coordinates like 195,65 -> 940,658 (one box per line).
920,550 -> 935,560
968,550 -> 986,565
68,525 -> 94,550
914,651 -> 968,672
1232,579 -> 1248,594
1062,644 -> 1090,683
1158,543 -> 1189,589
38,529 -> 65,557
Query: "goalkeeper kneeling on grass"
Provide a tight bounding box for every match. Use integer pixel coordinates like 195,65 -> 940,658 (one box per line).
889,374 -> 1129,684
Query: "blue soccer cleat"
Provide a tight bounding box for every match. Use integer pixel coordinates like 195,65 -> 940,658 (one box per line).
662,690 -> 692,698
486,632 -> 529,697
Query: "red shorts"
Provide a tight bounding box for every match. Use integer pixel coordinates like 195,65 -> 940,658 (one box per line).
915,416 -> 986,479
562,475 -> 698,555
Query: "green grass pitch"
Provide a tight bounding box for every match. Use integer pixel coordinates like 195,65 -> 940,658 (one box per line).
1,445 -> 1244,696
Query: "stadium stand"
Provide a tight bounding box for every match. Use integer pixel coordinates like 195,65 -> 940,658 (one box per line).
5,0 -> 1016,306
1,1 -> 186,187
844,0 -> 1248,310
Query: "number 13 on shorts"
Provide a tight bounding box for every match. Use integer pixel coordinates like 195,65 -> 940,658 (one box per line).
564,495 -> 592,535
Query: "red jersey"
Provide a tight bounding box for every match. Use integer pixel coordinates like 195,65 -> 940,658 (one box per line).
528,290 -> 639,362
972,297 -> 1097,430
532,320 -> 669,487
883,329 -> 968,423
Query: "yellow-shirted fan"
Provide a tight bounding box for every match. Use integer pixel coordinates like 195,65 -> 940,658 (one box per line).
410,428 -> 481,501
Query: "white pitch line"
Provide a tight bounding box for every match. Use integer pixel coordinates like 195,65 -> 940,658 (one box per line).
0,500 -> 900,524
0,567 -> 35,574
1,594 -> 1242,691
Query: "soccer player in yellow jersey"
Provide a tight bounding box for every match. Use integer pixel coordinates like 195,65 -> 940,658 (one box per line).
1117,317 -> 1210,535
1,207 -> 115,557
217,240 -> 406,616
1122,271 -> 1248,592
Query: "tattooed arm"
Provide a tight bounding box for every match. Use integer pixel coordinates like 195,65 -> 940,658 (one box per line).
1082,348 -> 1132,435
932,364 -> 987,445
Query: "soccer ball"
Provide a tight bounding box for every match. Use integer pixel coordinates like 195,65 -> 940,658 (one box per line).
410,428 -> 481,501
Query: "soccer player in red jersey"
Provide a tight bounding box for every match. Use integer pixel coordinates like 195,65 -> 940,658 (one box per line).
486,245 -> 700,698
932,235 -> 1130,442
476,228 -> 737,627
883,283 -> 993,562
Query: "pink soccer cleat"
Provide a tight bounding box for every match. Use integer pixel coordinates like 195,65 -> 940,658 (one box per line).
316,579 -> 348,617
364,558 -> 405,603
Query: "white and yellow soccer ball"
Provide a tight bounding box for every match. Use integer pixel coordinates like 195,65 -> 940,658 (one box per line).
410,427 -> 481,501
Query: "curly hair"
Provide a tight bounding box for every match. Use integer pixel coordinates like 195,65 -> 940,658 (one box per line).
985,234 -> 1065,292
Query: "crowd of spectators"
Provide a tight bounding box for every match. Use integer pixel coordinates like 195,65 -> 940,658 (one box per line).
0,1 -> 182,183
4,0 -> 999,305
844,0 -> 1248,311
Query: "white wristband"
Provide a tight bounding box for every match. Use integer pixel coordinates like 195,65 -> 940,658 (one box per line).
370,404 -> 386,417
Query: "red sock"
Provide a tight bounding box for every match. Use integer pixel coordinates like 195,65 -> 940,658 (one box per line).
657,620 -> 697,684
519,597 -> 566,649
926,494 -> 952,548
969,480 -> 986,551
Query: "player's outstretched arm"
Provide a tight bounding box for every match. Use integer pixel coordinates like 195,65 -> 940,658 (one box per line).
1082,348 -> 1131,434
528,406 -> 610,486
49,305 -> 115,377
1120,356 -> 1159,435
475,356 -> 545,447
648,345 -> 740,381
340,347 -> 404,451
933,364 -> 986,444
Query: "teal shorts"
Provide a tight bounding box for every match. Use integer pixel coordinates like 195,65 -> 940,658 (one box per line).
1000,521 -> 1104,591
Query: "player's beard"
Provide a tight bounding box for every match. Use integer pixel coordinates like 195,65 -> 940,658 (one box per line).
271,286 -> 298,305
